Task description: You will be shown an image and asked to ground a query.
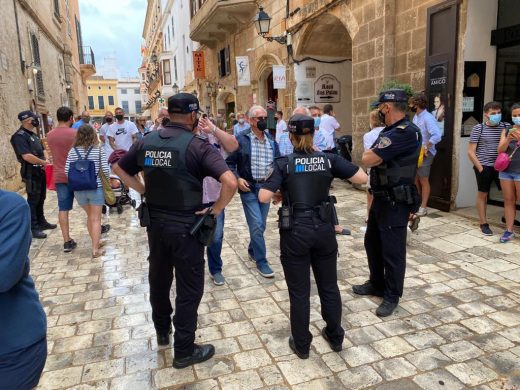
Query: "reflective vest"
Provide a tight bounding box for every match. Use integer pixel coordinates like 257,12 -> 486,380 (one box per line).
280,152 -> 333,209
372,122 -> 422,189
138,128 -> 202,212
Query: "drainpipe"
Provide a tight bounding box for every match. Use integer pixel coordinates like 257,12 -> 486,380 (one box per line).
14,0 -> 24,73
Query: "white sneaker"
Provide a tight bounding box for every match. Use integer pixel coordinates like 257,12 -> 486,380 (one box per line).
416,207 -> 428,217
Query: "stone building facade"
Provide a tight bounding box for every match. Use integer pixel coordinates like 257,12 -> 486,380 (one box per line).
0,0 -> 92,190
187,0 -> 517,211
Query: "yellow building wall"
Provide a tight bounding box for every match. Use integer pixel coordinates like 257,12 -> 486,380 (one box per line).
86,79 -> 119,118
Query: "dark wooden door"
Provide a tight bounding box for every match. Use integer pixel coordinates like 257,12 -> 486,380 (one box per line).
425,0 -> 459,211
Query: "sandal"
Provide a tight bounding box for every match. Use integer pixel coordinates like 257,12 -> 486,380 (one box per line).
98,241 -> 106,248
92,250 -> 105,258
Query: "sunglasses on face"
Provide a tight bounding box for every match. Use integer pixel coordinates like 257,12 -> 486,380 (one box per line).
254,117 -> 267,121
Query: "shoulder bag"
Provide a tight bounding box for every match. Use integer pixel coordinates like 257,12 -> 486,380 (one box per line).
98,148 -> 116,205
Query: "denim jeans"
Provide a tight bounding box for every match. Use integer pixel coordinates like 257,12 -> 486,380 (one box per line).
240,183 -> 270,266
207,209 -> 225,275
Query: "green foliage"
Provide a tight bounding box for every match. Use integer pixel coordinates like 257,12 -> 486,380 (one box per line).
378,80 -> 414,97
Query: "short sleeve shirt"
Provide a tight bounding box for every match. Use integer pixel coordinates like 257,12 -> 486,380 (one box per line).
107,120 -> 138,151
469,122 -> 510,167
371,119 -> 421,162
47,127 -> 76,183
262,152 -> 359,193
318,114 -> 340,150
11,128 -> 44,159
117,124 -> 229,184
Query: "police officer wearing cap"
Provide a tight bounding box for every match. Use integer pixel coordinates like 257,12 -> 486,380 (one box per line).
10,111 -> 56,239
113,93 -> 237,369
352,89 -> 422,317
259,114 -> 367,359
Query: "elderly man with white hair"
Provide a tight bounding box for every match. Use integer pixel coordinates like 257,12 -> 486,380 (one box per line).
150,107 -> 169,131
226,105 -> 280,278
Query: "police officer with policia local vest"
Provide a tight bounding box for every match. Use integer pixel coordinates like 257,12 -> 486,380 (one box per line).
113,93 -> 237,369
258,114 -> 367,359
10,110 -> 57,239
353,89 -> 422,317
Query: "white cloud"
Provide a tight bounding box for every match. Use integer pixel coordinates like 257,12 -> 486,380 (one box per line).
79,0 -> 146,77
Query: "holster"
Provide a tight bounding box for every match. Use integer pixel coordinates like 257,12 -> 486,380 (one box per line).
190,213 -> 216,246
390,185 -> 421,212
137,202 -> 151,227
318,202 -> 334,224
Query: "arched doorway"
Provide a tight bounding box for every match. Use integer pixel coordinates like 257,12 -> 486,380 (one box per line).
254,54 -> 284,110
217,91 -> 236,127
293,13 -> 353,135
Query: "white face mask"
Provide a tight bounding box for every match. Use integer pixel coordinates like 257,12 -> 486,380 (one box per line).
238,118 -> 245,124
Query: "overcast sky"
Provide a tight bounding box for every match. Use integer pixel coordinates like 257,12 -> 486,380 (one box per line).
79,0 -> 146,78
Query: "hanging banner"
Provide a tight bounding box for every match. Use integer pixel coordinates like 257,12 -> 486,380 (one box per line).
193,51 -> 205,79
273,65 -> 286,89
235,56 -> 250,86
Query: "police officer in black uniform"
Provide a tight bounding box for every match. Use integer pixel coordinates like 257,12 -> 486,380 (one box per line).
113,93 -> 237,369
259,114 -> 367,359
352,89 -> 422,317
10,111 -> 57,239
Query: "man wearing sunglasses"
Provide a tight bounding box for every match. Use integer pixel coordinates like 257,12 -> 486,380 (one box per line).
226,105 -> 280,278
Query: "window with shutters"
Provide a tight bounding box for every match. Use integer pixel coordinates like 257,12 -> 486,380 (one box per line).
163,60 -> 171,85
31,34 -> 45,98
135,101 -> 142,113
173,56 -> 178,81
122,101 -> 129,113
88,96 -> 94,109
98,96 -> 105,109
108,96 -> 114,105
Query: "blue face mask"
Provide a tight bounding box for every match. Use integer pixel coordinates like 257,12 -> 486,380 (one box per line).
488,113 -> 502,125
314,117 -> 321,128
512,117 -> 520,126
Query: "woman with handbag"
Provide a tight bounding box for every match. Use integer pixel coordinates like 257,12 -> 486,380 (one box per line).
497,103 -> 520,243
65,125 -> 110,257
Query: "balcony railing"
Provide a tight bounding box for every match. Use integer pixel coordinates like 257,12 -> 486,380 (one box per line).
80,46 -> 96,67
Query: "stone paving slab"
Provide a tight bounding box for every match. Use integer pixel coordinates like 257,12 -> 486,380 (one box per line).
32,180 -> 520,389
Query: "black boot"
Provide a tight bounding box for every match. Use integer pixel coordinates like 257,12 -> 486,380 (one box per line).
352,281 -> 384,297
376,300 -> 398,317
156,328 -> 172,346
172,344 -> 215,369
288,336 -> 309,359
321,328 -> 342,352
39,220 -> 57,230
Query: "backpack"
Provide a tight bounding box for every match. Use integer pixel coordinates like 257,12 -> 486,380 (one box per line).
68,147 -> 97,191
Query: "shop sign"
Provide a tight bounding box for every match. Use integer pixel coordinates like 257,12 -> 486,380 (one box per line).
193,51 -> 205,79
314,74 -> 340,103
462,97 -> 474,112
236,56 -> 251,86
273,65 -> 286,89
428,62 -> 448,137
145,90 -> 161,109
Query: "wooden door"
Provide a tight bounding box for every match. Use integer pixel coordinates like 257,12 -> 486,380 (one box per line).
425,0 -> 459,211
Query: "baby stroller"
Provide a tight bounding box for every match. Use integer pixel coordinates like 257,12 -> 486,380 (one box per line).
105,150 -> 136,214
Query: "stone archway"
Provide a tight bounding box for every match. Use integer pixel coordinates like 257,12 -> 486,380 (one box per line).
253,53 -> 285,110
293,12 -> 353,138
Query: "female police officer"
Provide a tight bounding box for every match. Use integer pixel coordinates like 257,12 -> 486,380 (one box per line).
258,114 -> 367,359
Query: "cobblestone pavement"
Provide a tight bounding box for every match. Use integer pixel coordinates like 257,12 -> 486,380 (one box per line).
33,180 -> 520,390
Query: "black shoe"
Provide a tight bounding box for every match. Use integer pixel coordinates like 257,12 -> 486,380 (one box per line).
321,328 -> 342,352
63,239 -> 77,253
101,224 -> 110,234
376,300 -> 398,317
157,328 -> 172,346
480,223 -> 493,236
32,229 -> 47,239
288,336 -> 309,359
502,217 -> 520,227
352,281 -> 384,297
172,344 -> 215,369
39,221 -> 57,230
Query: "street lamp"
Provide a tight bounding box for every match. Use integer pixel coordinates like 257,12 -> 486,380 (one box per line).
253,6 -> 289,45
172,83 -> 179,94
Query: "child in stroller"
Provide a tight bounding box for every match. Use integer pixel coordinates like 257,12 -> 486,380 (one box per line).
106,149 -> 136,213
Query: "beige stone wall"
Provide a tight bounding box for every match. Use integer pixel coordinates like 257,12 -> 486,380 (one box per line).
0,1 -> 70,190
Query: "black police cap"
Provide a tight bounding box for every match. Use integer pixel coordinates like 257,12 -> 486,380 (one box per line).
18,110 -> 37,121
288,114 -> 315,135
370,89 -> 408,108
167,93 -> 204,114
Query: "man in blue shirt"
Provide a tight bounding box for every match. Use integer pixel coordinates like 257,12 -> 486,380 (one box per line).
233,112 -> 250,136
409,93 -> 442,216
72,110 -> 91,129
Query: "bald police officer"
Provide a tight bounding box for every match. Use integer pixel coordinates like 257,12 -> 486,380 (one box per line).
259,114 -> 367,359
353,90 -> 422,317
10,111 -> 56,239
113,93 -> 237,368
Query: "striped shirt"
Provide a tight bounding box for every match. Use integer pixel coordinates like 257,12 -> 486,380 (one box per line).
248,132 -> 273,180
469,122 -> 510,167
278,132 -> 294,156
64,146 -> 110,188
